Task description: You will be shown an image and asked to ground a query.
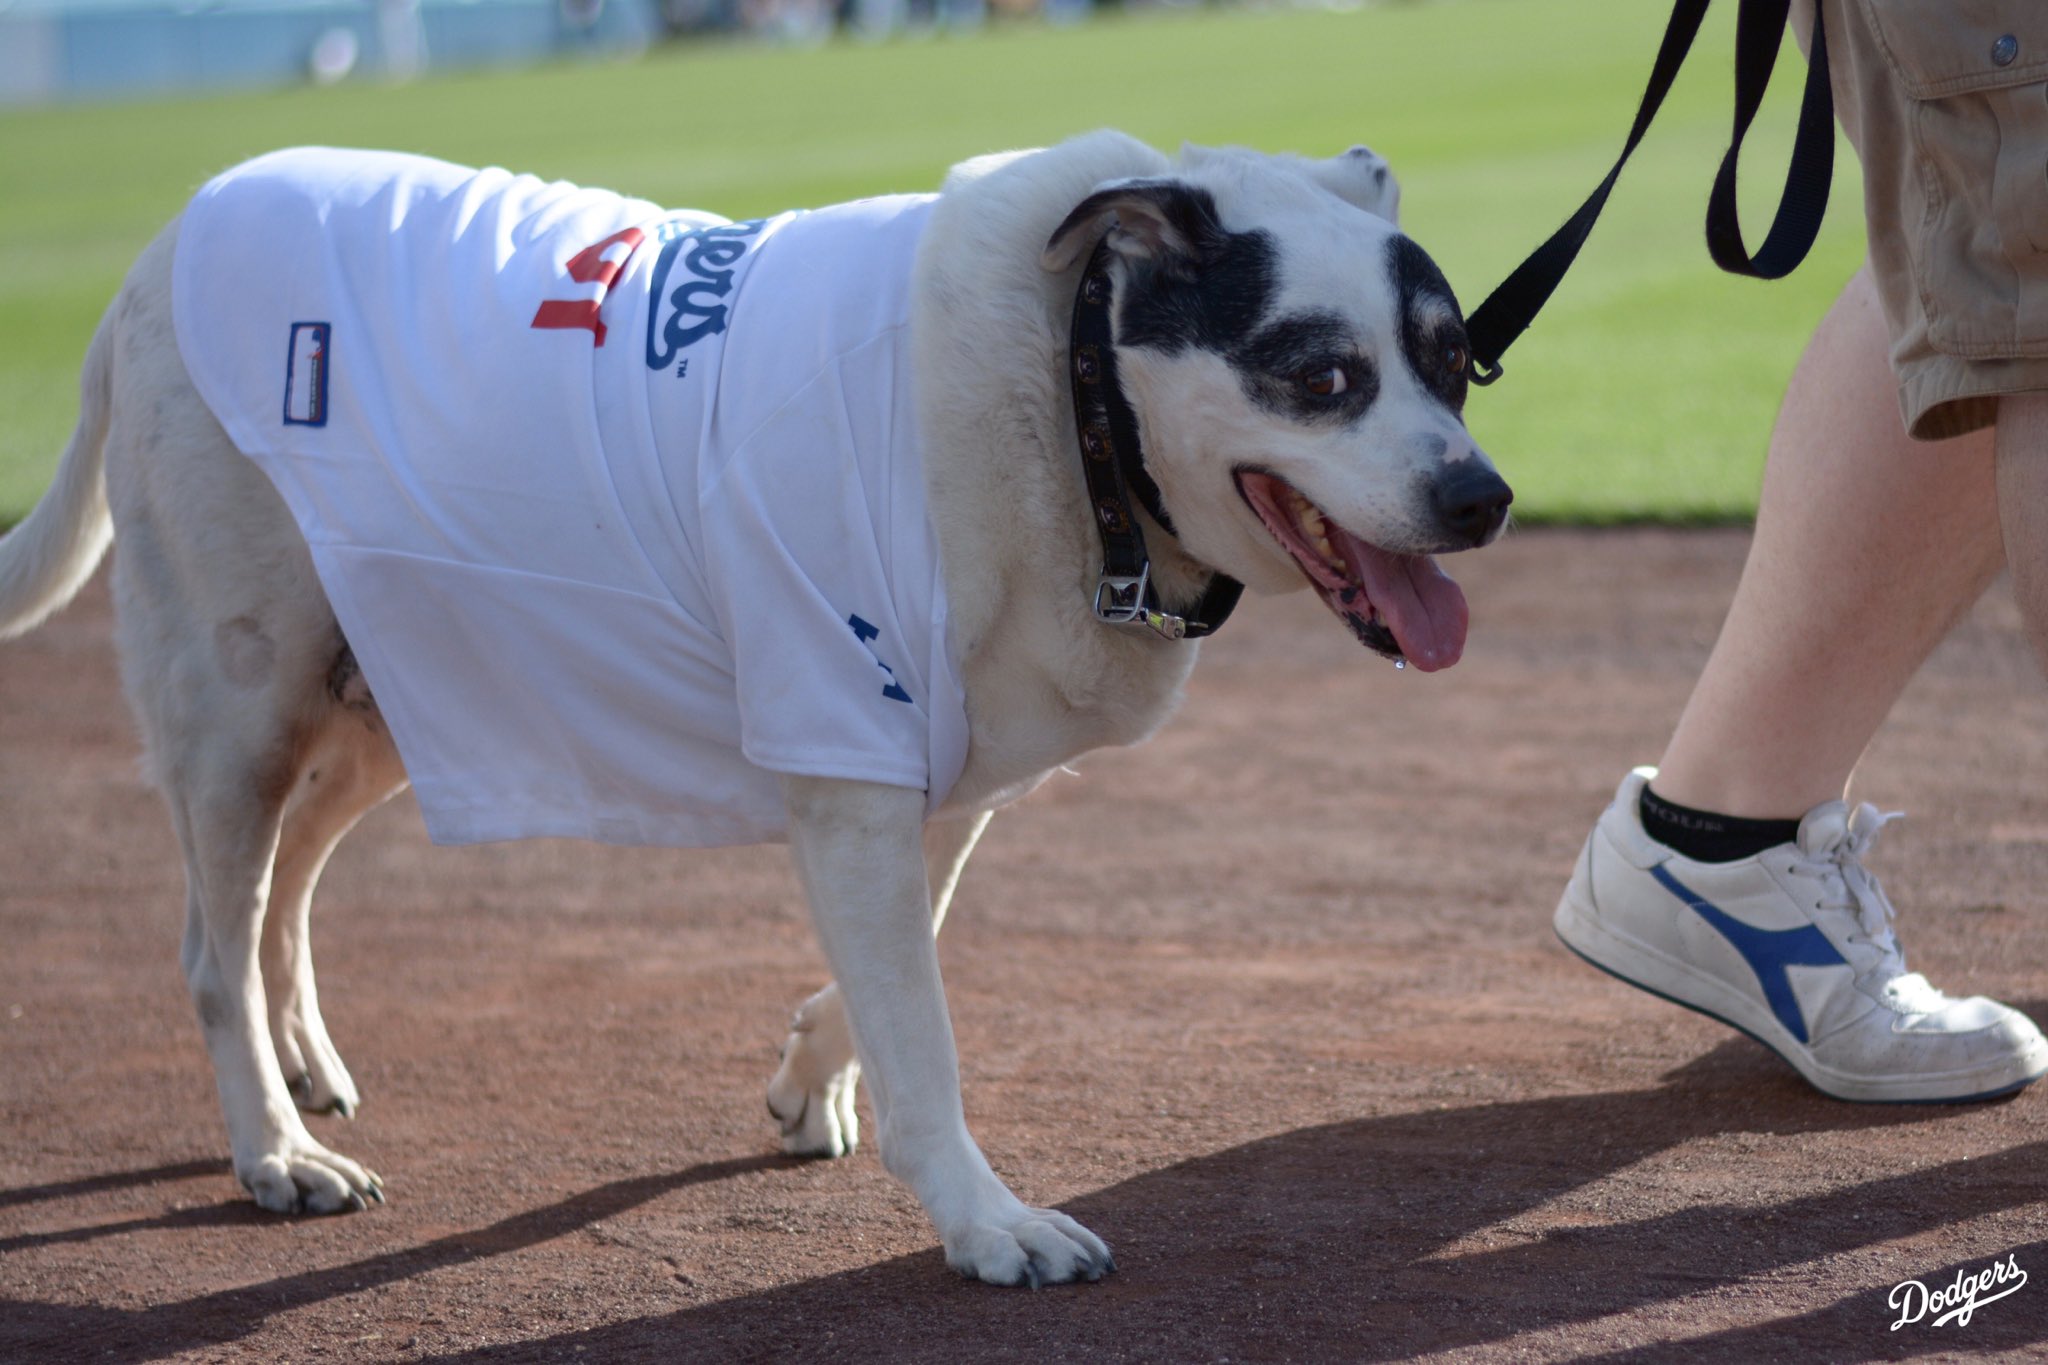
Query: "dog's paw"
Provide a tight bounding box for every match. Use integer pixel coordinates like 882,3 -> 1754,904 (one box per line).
766,984 -> 861,1158
943,1206 -> 1115,1288
285,1065 -> 360,1119
767,1054 -> 860,1158
274,1011 -> 361,1118
237,1138 -> 384,1215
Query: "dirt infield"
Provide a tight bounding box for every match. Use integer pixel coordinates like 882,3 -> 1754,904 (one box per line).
3,527 -> 2046,1363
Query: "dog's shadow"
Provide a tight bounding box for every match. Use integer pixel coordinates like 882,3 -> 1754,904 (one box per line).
0,1159 -> 232,1215
4,1036 -> 2044,1364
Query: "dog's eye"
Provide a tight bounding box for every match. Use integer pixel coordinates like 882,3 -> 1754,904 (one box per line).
1442,343 -> 1469,376
1301,366 -> 1348,398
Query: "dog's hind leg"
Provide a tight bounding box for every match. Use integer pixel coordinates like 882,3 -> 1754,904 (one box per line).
101,223 -> 383,1213
166,730 -> 384,1213
115,524 -> 386,1212
768,808 -> 991,1158
262,710 -> 407,1119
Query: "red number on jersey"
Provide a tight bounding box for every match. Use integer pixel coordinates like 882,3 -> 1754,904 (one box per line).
530,227 -> 647,347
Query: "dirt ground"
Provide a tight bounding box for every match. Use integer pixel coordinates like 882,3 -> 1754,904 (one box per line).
3,527 -> 2046,1364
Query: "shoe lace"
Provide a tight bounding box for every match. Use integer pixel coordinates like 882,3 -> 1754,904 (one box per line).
1796,804 -> 1912,979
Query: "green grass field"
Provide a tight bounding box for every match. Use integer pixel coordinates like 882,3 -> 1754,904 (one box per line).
0,0 -> 1865,525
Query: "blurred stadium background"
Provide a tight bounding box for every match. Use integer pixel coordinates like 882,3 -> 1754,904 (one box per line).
0,0 -> 1867,524
7,0 -> 1093,104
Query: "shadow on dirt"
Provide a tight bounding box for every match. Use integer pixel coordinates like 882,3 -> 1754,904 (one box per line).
7,1031 -> 2045,1363
0,1159 -> 230,1213
0,1198 -> 269,1254
0,1153 -> 789,1360
1560,1232 -> 2048,1363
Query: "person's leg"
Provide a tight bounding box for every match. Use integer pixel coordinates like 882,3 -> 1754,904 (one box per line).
1555,264 -> 2048,1102
1652,265 -> 2004,820
1995,393 -> 2048,676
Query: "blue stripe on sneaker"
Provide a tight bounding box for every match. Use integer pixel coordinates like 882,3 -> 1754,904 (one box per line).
1648,864 -> 1845,1045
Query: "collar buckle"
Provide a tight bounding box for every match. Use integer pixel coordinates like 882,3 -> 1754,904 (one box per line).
1093,567 -> 1188,640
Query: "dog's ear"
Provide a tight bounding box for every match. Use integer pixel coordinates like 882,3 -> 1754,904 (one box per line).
1303,146 -> 1400,225
1041,178 -> 1224,273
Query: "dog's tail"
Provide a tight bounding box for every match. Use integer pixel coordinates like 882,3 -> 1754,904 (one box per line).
0,306 -> 117,640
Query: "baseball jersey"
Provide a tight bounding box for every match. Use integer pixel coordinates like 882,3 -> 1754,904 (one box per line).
170,147 -> 967,848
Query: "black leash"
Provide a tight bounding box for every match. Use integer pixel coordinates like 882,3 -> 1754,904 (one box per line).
1068,240 -> 1244,640
1463,0 -> 1835,385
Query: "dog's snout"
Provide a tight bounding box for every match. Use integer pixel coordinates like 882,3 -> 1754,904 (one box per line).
1432,465 -> 1513,547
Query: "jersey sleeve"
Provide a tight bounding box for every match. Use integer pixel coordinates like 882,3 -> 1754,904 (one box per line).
697,333 -> 940,793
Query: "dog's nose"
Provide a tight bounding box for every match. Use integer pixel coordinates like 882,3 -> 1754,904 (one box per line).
1432,465 -> 1513,547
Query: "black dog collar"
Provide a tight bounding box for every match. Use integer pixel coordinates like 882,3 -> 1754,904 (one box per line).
1067,240 -> 1243,641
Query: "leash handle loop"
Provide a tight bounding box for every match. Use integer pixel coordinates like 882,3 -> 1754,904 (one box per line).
1707,0 -> 1835,278
1463,0 -> 1833,379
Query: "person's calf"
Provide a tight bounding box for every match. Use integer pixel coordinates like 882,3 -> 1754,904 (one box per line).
1995,392 -> 2048,677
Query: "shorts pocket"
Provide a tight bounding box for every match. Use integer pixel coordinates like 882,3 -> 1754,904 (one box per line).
1866,0 -> 2048,355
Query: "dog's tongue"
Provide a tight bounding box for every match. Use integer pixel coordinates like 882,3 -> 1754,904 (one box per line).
1333,527 -> 1469,672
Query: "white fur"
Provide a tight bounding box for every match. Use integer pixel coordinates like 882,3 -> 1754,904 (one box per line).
0,131 -> 1503,1285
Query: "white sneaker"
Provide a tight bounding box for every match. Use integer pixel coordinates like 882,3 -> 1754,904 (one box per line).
1556,767 -> 2048,1102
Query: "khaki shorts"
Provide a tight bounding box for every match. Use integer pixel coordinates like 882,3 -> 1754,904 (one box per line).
1812,0 -> 2048,438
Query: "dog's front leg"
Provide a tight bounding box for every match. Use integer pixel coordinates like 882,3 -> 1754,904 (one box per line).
783,776 -> 1111,1287
769,808 -> 992,1158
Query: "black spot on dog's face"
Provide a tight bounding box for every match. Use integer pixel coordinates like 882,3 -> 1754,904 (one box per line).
1385,235 -> 1471,412
1233,311 -> 1378,424
1114,208 -> 1377,425
1113,194 -> 1278,359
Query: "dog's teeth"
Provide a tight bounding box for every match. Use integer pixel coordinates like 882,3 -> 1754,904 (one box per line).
1307,527 -> 1347,577
1290,495 -> 1321,535
1297,502 -> 1347,576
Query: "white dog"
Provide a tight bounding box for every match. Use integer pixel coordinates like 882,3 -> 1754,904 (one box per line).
0,131 -> 1509,1287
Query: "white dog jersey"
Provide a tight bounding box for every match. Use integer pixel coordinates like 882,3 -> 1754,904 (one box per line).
171,148 -> 966,848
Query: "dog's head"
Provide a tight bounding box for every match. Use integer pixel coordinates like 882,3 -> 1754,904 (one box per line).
1042,143 -> 1508,671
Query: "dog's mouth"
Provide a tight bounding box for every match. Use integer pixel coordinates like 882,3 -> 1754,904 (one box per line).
1234,469 -> 1468,671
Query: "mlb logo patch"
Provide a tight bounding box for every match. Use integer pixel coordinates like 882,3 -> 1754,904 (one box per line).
283,322 -> 331,427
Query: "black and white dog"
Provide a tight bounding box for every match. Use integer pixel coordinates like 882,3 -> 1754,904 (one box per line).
0,130 -> 1508,1286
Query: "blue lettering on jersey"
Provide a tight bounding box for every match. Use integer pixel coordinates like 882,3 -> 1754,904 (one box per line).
645,218 -> 768,372
848,615 -> 914,705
